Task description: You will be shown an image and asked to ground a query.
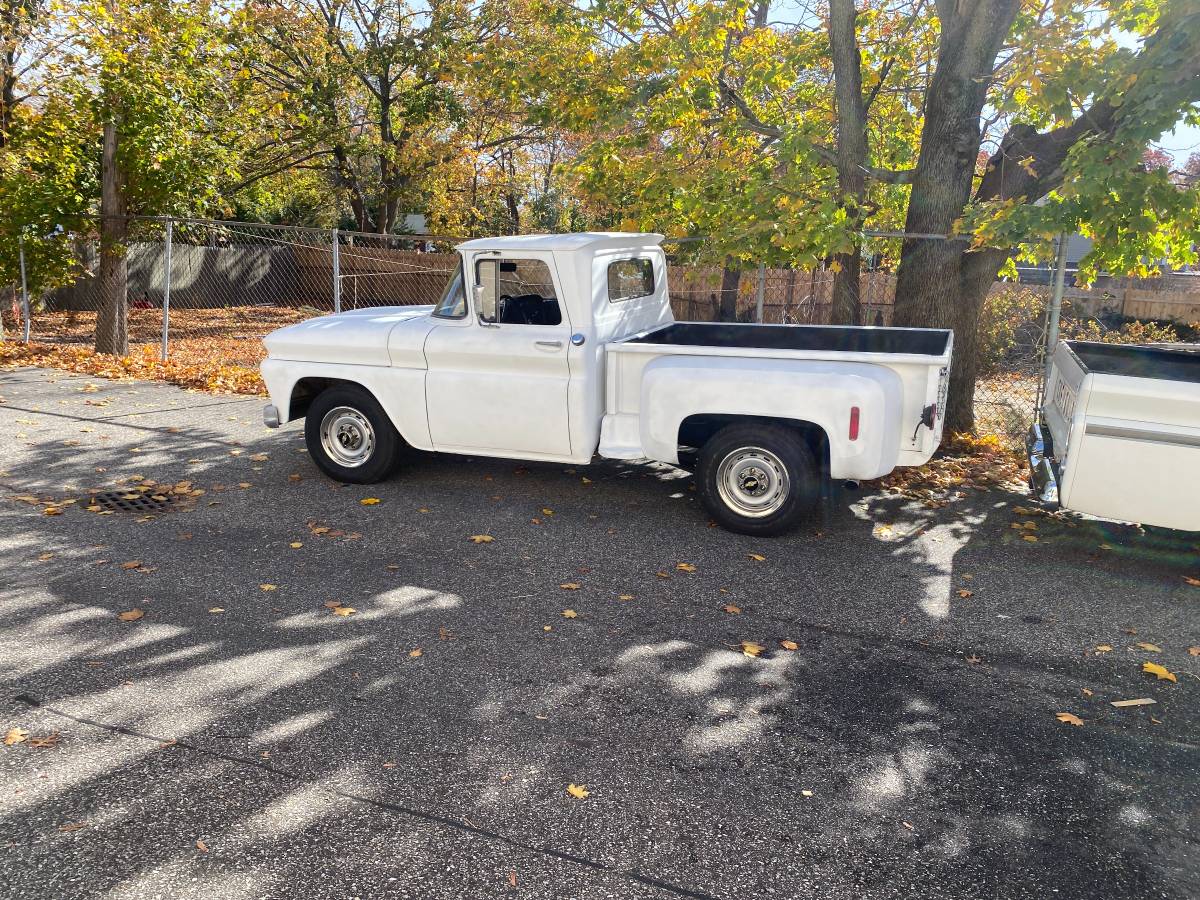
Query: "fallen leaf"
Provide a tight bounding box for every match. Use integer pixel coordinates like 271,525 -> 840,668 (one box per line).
1095,645 -> 1113,653
873,523 -> 895,538
196,839 -> 209,852
508,872 -> 518,888
58,822 -> 87,833
1189,646 -> 1200,657
1081,687 -> 1093,697
562,609 -> 578,618
469,535 -> 494,544
259,583 -> 277,592
559,582 -> 581,590
208,607 -> 224,614
654,571 -> 670,579
120,560 -> 143,570
238,482 -> 252,489
1022,534 -> 1039,543
4,727 -> 29,746
360,498 -> 381,506
780,639 -> 799,651
331,605 -> 356,617
747,553 -> 766,562
1183,576 -> 1200,587
1056,712 -> 1084,726
965,654 -> 982,664
542,625 -> 552,632
676,562 -> 697,572
800,789 -> 813,797
1142,662 -> 1177,682
722,604 -> 741,614
618,594 -> 634,601
288,473 -> 302,482
541,508 -> 554,516
289,541 -> 303,549
43,507 -> 62,516
1111,698 -> 1157,708
37,552 -> 54,561
739,640 -> 764,658
566,783 -> 590,799
409,648 -> 423,658
117,609 -> 144,622
956,589 -> 974,598
323,601 -> 343,609
1136,642 -> 1162,653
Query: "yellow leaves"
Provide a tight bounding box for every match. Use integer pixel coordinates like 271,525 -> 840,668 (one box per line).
541,508 -> 554,516
722,604 -> 741,614
1056,712 -> 1084,726
408,648 -> 423,658
654,571 -> 670,579
1095,644 -> 1113,653
561,609 -> 578,618
1184,576 -> 1200,587
747,553 -> 766,562
779,639 -> 799,651
259,583 -> 277,592
956,589 -> 974,598
828,259 -> 843,273
1022,534 -> 1039,543
873,523 -> 895,538
4,727 -> 29,746
360,498 -> 381,506
1142,662 -> 1176,683
330,605 -> 356,617
1189,646 -> 1200,657
43,506 -> 63,516
28,733 -> 59,749
566,784 -> 590,799
469,535 -> 494,544
208,607 -> 224,614
739,640 -> 764,658
289,541 -> 303,549
117,609 -> 144,622
618,594 -> 635,601
676,562 -> 696,572
1135,642 -> 1162,653
559,582 -> 581,590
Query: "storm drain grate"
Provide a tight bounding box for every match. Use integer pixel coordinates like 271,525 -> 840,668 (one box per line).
90,490 -> 177,514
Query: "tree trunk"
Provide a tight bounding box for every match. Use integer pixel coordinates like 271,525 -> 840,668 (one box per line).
718,262 -> 741,322
827,0 -> 869,326
891,0 -> 1021,433
95,115 -> 128,356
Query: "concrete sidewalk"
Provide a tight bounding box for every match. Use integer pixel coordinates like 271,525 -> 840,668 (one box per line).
1,366 -> 1197,899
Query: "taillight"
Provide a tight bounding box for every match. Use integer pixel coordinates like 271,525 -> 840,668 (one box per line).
849,406 -> 860,441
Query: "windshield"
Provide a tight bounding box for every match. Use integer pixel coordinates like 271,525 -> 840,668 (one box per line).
432,261 -> 466,319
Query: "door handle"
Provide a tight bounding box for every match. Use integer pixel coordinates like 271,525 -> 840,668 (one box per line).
535,340 -> 564,350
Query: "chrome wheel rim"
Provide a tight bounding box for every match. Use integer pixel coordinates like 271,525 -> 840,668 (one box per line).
715,446 -> 790,518
320,406 -> 375,468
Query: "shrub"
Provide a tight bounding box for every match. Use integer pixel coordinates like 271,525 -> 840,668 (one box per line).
978,285 -> 1046,375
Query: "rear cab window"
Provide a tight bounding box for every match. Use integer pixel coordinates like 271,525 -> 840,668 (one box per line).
608,258 -> 655,302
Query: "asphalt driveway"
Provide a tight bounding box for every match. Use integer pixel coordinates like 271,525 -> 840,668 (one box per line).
1,366 -> 1198,900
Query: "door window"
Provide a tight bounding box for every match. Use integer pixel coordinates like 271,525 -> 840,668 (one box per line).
476,258 -> 562,326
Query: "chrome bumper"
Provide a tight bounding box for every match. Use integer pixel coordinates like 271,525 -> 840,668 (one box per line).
263,403 -> 281,429
1026,422 -> 1060,505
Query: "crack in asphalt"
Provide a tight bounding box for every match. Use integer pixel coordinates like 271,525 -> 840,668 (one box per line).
11,692 -> 719,900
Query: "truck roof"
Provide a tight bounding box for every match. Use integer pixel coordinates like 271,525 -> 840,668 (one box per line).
454,232 -> 665,253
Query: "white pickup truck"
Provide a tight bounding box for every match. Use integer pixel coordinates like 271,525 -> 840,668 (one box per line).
261,233 -> 952,535
1027,340 -> 1200,531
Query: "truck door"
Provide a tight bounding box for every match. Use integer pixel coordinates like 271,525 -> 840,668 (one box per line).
423,252 -> 574,457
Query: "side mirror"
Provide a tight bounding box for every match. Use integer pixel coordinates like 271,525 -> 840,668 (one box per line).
474,282 -> 497,324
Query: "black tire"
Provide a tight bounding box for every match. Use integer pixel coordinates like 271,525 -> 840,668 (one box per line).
696,423 -> 821,536
305,384 -> 404,484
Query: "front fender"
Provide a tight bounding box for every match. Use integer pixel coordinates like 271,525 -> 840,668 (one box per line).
639,356 -> 902,480
259,358 -> 433,450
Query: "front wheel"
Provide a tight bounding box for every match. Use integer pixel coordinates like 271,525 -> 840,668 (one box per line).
696,423 -> 821,536
305,384 -> 403,484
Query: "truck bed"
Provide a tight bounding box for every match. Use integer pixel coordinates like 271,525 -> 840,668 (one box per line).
1066,340 -> 1200,384
627,322 -> 951,357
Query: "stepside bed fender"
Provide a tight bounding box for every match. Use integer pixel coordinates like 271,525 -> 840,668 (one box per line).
638,356 -> 903,480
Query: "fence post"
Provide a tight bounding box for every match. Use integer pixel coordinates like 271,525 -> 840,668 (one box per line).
1044,232 -> 1068,383
755,262 -> 765,323
160,218 -> 173,361
331,227 -> 341,314
18,233 -> 31,343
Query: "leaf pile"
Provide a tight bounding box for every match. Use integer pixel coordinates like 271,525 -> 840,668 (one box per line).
872,431 -> 1028,505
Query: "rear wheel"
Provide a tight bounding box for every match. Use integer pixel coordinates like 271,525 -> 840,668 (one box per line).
696,423 -> 820,536
305,384 -> 403,484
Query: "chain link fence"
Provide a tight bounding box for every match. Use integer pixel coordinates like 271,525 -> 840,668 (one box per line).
0,215 -> 1106,440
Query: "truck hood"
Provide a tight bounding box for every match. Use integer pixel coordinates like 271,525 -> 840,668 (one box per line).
262,305 -> 434,367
